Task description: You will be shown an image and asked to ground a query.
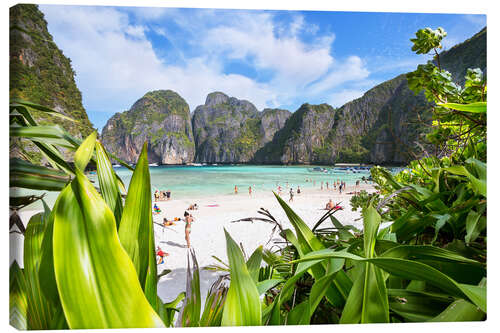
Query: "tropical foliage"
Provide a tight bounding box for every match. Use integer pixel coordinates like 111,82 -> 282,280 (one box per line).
10,25 -> 486,329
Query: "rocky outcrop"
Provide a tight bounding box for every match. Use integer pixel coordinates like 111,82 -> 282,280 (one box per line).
191,92 -> 292,163
99,27 -> 485,165
369,27 -> 487,164
101,90 -> 195,164
10,4 -> 95,163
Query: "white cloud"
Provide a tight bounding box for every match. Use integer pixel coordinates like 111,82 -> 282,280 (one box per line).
40,5 -> 371,122
307,56 -> 370,95
40,5 -> 274,113
329,89 -> 365,107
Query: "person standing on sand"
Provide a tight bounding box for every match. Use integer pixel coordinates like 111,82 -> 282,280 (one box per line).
166,189 -> 171,200
355,180 -> 360,194
278,185 -> 282,196
234,185 -> 238,194
321,181 -> 324,190
326,181 -> 329,190
249,186 -> 252,196
289,188 -> 294,202
184,211 -> 194,248
154,190 -> 159,202
297,186 -> 301,195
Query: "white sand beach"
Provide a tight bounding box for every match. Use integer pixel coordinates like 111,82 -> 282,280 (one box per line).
153,183 -> 375,304
11,183 -> 375,307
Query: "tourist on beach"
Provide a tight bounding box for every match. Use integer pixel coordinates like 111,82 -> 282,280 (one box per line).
154,190 -> 160,202
184,211 -> 194,248
326,181 -> 329,190
297,186 -> 301,194
187,203 -> 198,210
321,181 -> 323,190
163,218 -> 175,226
339,183 -> 343,194
249,186 -> 252,196
234,185 -> 238,194
325,199 -> 334,210
333,182 -> 336,190
277,185 -> 282,196
166,190 -> 171,200
289,188 -> 294,202
355,180 -> 360,194
156,246 -> 169,264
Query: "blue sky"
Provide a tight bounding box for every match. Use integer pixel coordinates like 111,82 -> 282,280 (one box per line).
39,5 -> 486,131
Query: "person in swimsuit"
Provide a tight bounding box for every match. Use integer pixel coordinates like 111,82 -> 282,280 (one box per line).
234,185 -> 238,195
184,211 -> 194,248
297,186 -> 301,194
325,199 -> 334,210
156,246 -> 169,264
154,190 -> 159,202
166,190 -> 171,200
289,188 -> 294,202
249,186 -> 252,196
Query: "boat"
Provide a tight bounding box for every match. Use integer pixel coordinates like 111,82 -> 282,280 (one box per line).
112,164 -> 121,168
187,163 -> 202,166
149,163 -> 159,167
310,167 -> 328,173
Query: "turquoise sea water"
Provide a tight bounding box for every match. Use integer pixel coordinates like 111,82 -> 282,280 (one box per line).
13,165 -> 380,211
124,165 -> 372,198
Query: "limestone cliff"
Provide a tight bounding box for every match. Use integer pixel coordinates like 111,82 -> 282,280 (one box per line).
101,90 -> 195,164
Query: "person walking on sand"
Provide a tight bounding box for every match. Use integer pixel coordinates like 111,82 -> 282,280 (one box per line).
184,211 -> 194,248
249,186 -> 252,196
289,188 -> 294,202
234,185 -> 238,195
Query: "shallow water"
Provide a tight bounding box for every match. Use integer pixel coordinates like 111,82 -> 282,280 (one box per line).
12,164 -> 376,211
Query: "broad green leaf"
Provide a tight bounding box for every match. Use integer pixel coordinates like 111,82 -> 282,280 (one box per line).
38,200 -> 60,306
74,131 -> 96,171
429,299 -> 485,322
380,245 -> 484,266
178,249 -> 202,327
274,193 -> 352,306
200,276 -> 228,327
439,102 -> 486,113
221,229 -> 261,326
52,169 -> 164,328
10,158 -> 70,191
292,250 -> 486,312
10,261 -> 27,330
24,213 -> 57,329
340,206 -> 389,324
246,245 -> 263,282
11,99 -> 79,122
256,279 -> 283,295
164,292 -> 185,327
118,143 -> 153,288
95,141 -> 123,227
388,289 -> 453,322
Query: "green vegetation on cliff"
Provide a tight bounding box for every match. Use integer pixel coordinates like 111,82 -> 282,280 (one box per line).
10,4 -> 94,138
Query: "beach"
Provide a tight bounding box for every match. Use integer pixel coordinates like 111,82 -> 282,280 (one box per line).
11,181 -> 376,307
153,183 -> 375,305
